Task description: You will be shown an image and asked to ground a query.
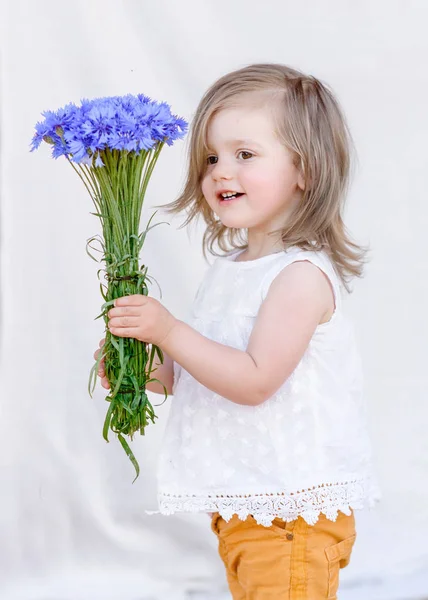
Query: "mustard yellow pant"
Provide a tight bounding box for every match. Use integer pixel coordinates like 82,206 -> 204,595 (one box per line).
211,510 -> 356,599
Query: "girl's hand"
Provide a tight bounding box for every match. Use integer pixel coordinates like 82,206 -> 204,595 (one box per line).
107,294 -> 177,346
94,338 -> 110,390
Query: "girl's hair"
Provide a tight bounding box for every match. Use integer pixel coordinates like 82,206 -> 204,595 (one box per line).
158,63 -> 369,291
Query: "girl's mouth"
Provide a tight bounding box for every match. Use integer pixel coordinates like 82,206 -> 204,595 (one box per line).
219,193 -> 245,203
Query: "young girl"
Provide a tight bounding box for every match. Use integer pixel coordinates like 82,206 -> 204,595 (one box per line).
95,63 -> 379,599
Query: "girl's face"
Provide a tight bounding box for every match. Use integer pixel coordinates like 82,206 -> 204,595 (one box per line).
201,104 -> 305,236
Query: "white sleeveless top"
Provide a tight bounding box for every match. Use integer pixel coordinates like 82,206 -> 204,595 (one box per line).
150,246 -> 380,527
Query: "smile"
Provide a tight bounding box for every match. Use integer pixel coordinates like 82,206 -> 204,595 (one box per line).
219,193 -> 245,203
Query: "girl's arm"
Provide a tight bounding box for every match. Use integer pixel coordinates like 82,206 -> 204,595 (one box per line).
159,261 -> 333,407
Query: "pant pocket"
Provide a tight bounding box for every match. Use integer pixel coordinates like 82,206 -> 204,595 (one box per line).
211,512 -> 222,537
324,534 -> 356,599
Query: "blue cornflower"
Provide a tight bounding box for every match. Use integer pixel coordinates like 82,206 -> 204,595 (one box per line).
31,93 -> 187,164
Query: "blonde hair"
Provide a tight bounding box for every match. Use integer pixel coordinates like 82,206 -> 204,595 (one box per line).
158,63 -> 369,292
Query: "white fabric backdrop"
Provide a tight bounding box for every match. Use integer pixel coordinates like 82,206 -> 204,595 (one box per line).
1,1 -> 427,598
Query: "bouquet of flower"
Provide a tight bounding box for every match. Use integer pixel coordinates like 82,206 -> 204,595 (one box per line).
31,94 -> 187,481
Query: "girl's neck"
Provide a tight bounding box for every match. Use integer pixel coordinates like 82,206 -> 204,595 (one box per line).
238,242 -> 285,262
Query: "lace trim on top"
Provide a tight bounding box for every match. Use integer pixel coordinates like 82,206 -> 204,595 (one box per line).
147,480 -> 380,527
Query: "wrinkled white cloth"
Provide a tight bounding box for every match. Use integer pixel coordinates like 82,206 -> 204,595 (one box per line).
150,246 -> 380,527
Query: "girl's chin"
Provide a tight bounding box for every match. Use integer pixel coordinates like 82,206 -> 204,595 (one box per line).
217,215 -> 248,229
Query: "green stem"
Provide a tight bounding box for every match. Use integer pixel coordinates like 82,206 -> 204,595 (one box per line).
80,143 -> 169,481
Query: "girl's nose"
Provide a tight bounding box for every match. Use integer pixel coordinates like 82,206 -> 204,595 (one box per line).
211,159 -> 233,182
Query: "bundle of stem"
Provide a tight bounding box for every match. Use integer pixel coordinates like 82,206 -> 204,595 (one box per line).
71,145 -> 169,481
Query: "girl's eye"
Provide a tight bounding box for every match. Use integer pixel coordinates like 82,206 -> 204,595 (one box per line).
207,156 -> 217,165
238,151 -> 253,160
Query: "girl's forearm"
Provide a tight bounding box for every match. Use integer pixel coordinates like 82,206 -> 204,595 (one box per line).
159,320 -> 262,406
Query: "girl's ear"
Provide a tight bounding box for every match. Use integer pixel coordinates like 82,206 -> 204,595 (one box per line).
297,168 -> 305,192
293,155 -> 305,192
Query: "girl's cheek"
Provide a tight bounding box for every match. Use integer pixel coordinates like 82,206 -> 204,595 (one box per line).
201,175 -> 209,196
243,172 -> 269,189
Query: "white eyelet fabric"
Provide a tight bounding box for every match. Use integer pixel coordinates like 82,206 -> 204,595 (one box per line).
148,246 -> 380,527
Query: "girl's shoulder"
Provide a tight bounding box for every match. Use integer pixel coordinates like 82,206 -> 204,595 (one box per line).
258,246 -> 342,305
